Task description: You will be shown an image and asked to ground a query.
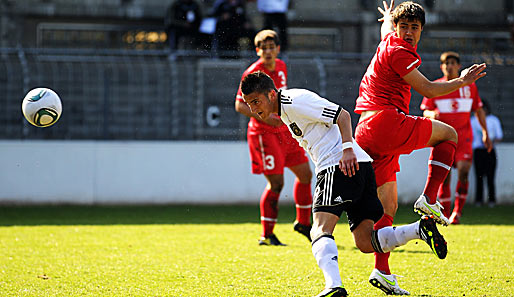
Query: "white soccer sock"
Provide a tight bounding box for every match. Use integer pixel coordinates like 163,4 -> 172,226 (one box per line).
312,236 -> 342,289
377,221 -> 420,253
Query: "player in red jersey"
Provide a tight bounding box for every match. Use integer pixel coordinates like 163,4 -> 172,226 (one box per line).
235,30 -> 313,246
420,51 -> 492,224
354,1 -> 487,294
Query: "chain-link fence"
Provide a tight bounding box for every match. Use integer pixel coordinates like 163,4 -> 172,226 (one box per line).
1,48 -> 513,141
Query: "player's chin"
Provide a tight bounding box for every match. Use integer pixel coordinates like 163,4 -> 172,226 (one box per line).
257,112 -> 266,119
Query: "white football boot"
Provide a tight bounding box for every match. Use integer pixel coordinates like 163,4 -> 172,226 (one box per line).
414,194 -> 450,226
369,269 -> 410,295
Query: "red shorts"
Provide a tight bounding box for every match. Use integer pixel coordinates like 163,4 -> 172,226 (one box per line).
247,130 -> 309,175
355,109 -> 433,187
454,128 -> 473,164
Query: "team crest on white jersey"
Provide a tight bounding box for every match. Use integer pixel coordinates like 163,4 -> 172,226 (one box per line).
289,122 -> 302,136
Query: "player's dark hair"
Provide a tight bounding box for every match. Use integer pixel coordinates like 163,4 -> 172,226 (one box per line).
393,1 -> 425,27
254,29 -> 280,48
440,51 -> 461,64
241,71 -> 277,95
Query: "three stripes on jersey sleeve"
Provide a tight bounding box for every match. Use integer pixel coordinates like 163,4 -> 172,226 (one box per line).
322,106 -> 342,124
280,94 -> 341,124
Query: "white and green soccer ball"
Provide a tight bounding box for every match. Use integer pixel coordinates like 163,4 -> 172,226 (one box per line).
21,87 -> 62,127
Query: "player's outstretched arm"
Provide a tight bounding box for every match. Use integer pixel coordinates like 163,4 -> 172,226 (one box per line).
336,109 -> 359,177
378,0 -> 395,39
402,63 -> 487,98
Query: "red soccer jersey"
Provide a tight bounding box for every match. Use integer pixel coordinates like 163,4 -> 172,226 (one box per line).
420,78 -> 482,131
355,32 -> 421,114
236,59 -> 289,134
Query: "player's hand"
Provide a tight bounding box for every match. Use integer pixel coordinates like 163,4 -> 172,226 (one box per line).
459,63 -> 487,86
263,114 -> 283,127
339,148 -> 359,177
378,0 -> 394,22
483,133 -> 493,153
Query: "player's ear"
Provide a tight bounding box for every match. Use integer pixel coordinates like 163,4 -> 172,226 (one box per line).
268,89 -> 277,101
276,45 -> 281,54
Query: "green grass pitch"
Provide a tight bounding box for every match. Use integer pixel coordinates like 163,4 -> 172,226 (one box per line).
1,204 -> 513,296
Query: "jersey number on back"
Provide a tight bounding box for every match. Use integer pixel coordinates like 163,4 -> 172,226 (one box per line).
278,71 -> 286,89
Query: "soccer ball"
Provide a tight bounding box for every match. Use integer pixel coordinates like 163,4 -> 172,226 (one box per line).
21,87 -> 62,127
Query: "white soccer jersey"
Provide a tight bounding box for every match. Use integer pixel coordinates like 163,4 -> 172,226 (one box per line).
279,89 -> 372,173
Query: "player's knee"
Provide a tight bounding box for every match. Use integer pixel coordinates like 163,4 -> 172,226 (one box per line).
446,126 -> 458,143
310,227 -> 332,244
269,181 -> 284,193
292,164 -> 313,183
267,176 -> 284,193
299,171 -> 313,184
458,173 -> 469,183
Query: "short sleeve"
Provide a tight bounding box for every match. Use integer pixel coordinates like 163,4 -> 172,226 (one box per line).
292,91 -> 342,125
390,48 -> 421,78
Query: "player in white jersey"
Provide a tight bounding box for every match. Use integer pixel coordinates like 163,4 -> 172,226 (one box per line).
240,71 -> 448,297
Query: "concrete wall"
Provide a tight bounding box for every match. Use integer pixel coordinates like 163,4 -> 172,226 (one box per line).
1,140 -> 513,205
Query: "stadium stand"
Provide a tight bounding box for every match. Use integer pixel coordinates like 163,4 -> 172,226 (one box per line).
0,0 -> 513,141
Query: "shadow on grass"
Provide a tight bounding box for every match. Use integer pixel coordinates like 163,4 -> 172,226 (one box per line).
349,246 -> 432,255
0,204 -> 513,226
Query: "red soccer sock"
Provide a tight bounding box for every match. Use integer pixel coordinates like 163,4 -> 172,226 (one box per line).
293,180 -> 312,226
374,214 -> 394,274
423,141 -> 457,203
453,180 -> 468,215
260,188 -> 280,237
437,183 -> 452,218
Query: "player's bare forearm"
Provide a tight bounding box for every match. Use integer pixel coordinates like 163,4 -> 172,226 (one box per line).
378,0 -> 395,39
403,65 -> 486,98
475,107 -> 493,152
336,108 -> 359,176
336,108 -> 353,144
404,69 -> 463,98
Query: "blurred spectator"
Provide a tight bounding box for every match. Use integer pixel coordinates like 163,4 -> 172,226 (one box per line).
257,0 -> 290,52
164,0 -> 203,50
211,0 -> 255,58
471,100 -> 503,207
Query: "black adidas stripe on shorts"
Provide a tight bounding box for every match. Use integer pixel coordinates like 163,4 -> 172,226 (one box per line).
313,162 -> 384,231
